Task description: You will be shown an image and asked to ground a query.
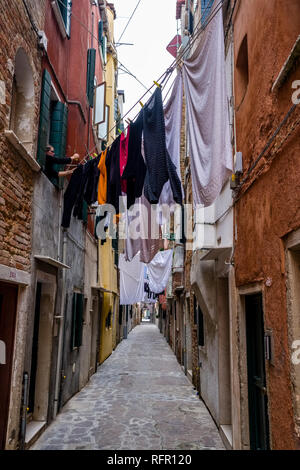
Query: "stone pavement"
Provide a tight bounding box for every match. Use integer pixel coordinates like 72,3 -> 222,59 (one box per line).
31,323 -> 225,450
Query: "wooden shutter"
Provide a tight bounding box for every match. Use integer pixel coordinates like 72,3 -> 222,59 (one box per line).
86,48 -> 96,107
98,20 -> 103,45
71,293 -> 84,349
49,101 -> 68,188
75,293 -> 84,347
71,293 -> 77,350
37,69 -> 51,169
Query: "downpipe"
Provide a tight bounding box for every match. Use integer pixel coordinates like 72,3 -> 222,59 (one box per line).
53,230 -> 67,418
19,371 -> 29,450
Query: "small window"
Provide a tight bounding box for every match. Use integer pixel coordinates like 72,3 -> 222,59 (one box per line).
57,0 -> 72,36
236,35 -> 249,109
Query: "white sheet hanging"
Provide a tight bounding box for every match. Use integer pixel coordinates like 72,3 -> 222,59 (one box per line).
119,252 -> 145,305
147,249 -> 173,294
182,0 -> 232,207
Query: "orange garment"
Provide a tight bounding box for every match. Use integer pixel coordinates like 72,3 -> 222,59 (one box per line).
97,149 -> 108,205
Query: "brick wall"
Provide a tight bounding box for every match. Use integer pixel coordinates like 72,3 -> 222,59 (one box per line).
0,0 -> 46,272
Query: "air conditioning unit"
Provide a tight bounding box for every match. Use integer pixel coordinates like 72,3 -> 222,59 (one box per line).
38,30 -> 48,52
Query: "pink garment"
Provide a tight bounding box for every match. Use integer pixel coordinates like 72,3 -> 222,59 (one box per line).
120,127 -> 130,194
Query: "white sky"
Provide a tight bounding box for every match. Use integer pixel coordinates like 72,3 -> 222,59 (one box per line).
112,0 -> 178,120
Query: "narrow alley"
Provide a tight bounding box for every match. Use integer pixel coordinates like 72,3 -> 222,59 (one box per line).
30,323 -> 224,451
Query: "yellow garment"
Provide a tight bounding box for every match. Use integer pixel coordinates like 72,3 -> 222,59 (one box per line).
97,149 -> 108,205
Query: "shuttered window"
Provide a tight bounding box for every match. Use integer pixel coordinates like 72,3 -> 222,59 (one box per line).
37,69 -> 51,169
49,101 -> 68,188
86,48 -> 96,107
201,0 -> 214,24
98,20 -> 103,46
71,293 -> 84,350
57,0 -> 72,36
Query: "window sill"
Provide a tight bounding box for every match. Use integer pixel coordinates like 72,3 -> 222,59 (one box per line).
4,130 -> 41,172
51,1 -> 68,39
272,35 -> 300,91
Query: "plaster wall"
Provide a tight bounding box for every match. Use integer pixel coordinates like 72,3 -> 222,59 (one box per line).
233,0 -> 300,449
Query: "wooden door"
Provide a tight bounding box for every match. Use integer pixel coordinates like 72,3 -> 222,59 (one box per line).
245,294 -> 270,450
0,282 -> 18,449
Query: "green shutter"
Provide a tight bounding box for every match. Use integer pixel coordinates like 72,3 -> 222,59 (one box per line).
37,69 -> 51,169
71,293 -> 84,349
71,293 -> 77,350
98,20 -> 103,45
49,101 -> 68,188
75,293 -> 84,348
86,48 -> 96,107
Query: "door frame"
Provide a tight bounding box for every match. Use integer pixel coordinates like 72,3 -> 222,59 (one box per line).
0,281 -> 18,450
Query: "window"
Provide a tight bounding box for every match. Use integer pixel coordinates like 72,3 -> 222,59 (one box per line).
236,35 -> 249,109
71,293 -> 84,349
54,0 -> 72,37
37,69 -> 68,188
201,0 -> 214,24
9,48 -> 34,154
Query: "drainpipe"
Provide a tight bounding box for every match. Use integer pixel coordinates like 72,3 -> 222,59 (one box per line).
19,372 -> 29,450
53,230 -> 67,418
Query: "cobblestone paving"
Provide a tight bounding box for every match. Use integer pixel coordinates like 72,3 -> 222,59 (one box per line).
31,323 -> 225,450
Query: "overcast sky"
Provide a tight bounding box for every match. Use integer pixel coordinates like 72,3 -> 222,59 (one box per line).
112,0 -> 178,120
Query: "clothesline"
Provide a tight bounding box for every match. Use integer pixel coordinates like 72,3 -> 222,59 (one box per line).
68,0 -> 226,165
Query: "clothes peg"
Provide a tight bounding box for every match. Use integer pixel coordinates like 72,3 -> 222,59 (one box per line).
153,80 -> 161,88
118,129 -> 122,135
139,101 -> 144,108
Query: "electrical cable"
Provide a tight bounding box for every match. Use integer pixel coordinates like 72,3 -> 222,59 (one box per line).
117,0 -> 143,43
55,0 -> 225,161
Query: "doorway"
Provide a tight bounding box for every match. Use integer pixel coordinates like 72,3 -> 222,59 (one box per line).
245,294 -> 270,450
0,282 -> 18,449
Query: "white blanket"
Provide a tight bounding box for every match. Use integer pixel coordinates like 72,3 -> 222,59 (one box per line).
182,0 -> 232,207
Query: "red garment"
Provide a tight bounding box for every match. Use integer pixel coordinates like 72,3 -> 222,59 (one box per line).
120,127 -> 130,193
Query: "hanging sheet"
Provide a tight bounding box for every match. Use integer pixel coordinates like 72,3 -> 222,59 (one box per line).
147,249 -> 173,294
182,1 -> 232,207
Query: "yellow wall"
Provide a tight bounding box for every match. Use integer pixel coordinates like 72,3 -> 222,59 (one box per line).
98,5 -> 119,364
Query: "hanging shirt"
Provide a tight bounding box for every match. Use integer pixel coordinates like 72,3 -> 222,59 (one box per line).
143,87 -> 182,205
106,135 -> 122,214
121,113 -> 146,209
61,165 -> 83,228
120,128 -> 130,194
97,148 -> 108,205
147,249 -> 173,294
119,252 -> 145,305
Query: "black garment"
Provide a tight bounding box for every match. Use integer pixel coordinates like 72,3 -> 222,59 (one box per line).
61,165 -> 83,228
122,115 -> 146,209
143,87 -> 182,205
45,154 -> 71,180
106,136 -> 122,214
84,155 -> 100,205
